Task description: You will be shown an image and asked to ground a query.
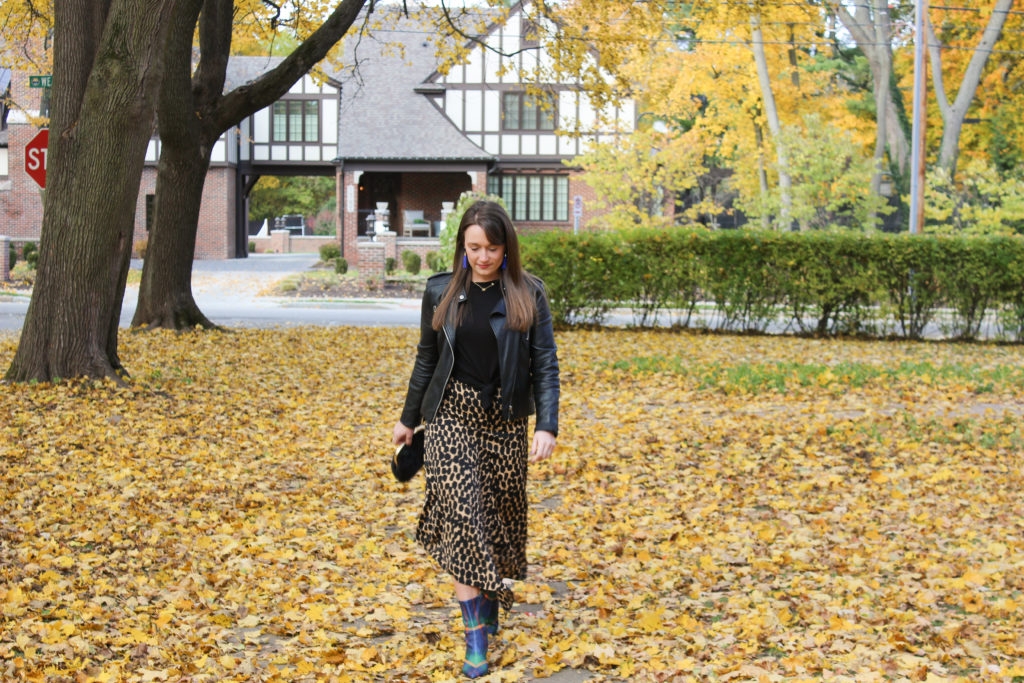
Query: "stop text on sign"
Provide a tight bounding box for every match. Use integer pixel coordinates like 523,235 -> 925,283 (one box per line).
25,128 -> 49,189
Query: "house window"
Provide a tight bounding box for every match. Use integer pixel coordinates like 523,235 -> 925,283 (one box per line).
272,100 -> 320,142
502,91 -> 556,131
145,194 -> 155,231
520,18 -> 541,48
488,174 -> 569,222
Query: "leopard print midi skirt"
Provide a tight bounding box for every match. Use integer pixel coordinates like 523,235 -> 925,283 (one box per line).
416,379 -> 528,610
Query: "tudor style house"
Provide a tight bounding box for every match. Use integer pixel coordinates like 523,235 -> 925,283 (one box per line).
331,4 -> 634,267
2,3 -> 634,264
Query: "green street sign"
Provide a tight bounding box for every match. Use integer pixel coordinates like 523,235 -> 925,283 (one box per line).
29,75 -> 52,88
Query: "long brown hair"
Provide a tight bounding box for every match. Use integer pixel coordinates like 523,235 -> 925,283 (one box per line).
432,200 -> 538,332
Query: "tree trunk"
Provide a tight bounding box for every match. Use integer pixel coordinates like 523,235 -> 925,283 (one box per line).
832,1 -> 911,176
869,0 -> 891,214
928,0 -> 1013,176
750,14 -> 793,230
132,144 -> 219,329
132,0 -> 219,329
134,0 -> 367,330
5,0 -> 174,383
753,122 -> 771,229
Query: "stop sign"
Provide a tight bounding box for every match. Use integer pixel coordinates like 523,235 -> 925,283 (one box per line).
25,128 -> 48,189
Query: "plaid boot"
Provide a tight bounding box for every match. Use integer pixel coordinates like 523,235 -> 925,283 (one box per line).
459,595 -> 489,678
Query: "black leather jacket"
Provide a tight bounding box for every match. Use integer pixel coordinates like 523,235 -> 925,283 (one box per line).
400,272 -> 560,436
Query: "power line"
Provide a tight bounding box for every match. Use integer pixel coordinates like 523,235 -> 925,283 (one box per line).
374,27 -> 1024,56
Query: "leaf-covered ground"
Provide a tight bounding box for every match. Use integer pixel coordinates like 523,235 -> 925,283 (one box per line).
2,328 -> 1023,683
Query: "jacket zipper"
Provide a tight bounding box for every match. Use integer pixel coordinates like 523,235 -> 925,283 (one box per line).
438,304 -> 456,398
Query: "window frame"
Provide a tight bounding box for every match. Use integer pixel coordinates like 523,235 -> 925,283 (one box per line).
272,99 -> 320,143
488,173 -> 569,222
501,91 -> 557,132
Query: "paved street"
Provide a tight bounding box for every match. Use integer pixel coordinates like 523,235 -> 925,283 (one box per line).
0,254 -> 423,332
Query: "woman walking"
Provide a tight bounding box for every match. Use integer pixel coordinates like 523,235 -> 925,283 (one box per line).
393,200 -> 560,678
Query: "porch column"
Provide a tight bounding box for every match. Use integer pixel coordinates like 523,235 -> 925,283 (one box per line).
358,240 -> 386,290
466,170 -> 485,193
1,236 -> 10,281
341,169 -> 362,265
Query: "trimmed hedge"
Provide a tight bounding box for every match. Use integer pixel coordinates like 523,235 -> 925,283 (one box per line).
521,229 -> 1024,341
401,250 -> 421,275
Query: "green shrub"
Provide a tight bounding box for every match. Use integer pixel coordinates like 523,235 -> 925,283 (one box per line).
520,228 -> 1024,339
385,257 -> 396,275
776,231 -> 878,337
8,244 -> 16,269
335,257 -> 348,275
248,240 -> 256,254
521,230 -> 619,326
866,234 -> 943,339
132,238 -> 148,260
401,250 -> 421,275
319,243 -> 342,262
425,251 -> 442,273
22,242 -> 38,268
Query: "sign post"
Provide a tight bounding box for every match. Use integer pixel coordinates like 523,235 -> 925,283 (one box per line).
25,128 -> 49,190
573,195 -> 583,234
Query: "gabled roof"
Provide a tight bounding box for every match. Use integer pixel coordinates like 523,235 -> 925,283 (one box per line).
332,8 -> 493,163
223,8 -> 496,163
223,56 -> 283,92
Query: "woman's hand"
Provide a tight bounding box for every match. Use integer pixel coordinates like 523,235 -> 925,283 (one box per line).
530,430 -> 556,463
393,422 -> 414,447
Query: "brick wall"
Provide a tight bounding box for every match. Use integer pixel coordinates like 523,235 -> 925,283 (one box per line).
393,238 -> 442,271
357,241 -> 386,287
340,169 -> 360,263
3,126 -> 239,259
4,125 -> 609,265
198,166 -> 236,259
0,124 -> 46,239
135,165 -> 237,259
250,234 -> 338,255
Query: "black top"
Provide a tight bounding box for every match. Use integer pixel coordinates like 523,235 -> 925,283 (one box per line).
453,281 -> 502,400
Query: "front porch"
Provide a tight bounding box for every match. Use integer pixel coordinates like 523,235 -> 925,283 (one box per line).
338,165 -> 488,266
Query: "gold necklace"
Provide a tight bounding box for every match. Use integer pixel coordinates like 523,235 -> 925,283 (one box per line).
473,280 -> 498,292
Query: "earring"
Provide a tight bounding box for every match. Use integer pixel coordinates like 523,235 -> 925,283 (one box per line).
462,254 -> 469,269
501,253 -> 508,270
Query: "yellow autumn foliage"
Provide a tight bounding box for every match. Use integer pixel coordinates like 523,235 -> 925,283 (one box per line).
1,328 -> 1023,682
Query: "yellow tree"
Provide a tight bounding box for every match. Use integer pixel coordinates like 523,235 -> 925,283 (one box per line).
3,0 -> 367,380
926,0 -> 1016,177
543,0 -> 873,230
0,0 -> 53,124
912,1 -> 1024,234
574,124 -> 708,230
823,0 -> 910,195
